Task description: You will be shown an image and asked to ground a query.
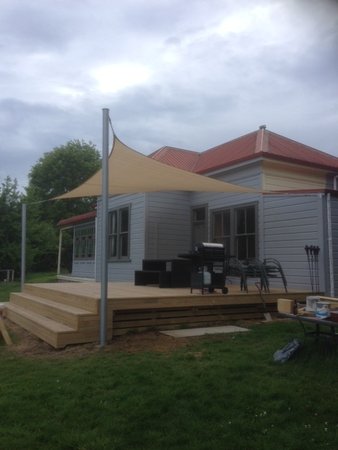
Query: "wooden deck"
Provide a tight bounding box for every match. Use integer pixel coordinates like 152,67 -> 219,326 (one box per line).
5,282 -> 310,348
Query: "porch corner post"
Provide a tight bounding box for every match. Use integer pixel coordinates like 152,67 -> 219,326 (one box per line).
100,108 -> 110,347
57,229 -> 63,276
21,202 -> 27,292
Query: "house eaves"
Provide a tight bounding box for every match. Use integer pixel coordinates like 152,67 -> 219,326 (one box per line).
57,210 -> 96,228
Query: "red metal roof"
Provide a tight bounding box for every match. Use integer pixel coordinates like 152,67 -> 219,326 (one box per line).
57,210 -> 96,228
149,146 -> 199,171
265,131 -> 338,169
149,128 -> 338,174
194,131 -> 258,173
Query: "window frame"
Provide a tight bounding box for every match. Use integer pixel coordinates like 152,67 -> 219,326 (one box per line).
211,203 -> 258,259
108,205 -> 130,261
234,204 -> 257,260
73,223 -> 96,260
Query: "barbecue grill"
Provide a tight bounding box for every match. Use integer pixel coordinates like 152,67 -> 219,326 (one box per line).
180,242 -> 228,294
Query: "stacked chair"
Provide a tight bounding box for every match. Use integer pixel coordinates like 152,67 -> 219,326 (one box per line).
227,257 -> 287,293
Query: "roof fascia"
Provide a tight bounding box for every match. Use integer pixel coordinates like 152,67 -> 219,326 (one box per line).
200,155 -> 263,177
197,152 -> 338,177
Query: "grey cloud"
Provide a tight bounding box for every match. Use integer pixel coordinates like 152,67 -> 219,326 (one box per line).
1,0 -> 338,190
0,3 -> 76,53
0,98 -> 101,188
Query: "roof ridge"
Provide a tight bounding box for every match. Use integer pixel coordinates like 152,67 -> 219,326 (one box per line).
255,125 -> 269,153
148,146 -> 168,158
149,145 -> 198,158
203,130 -> 258,153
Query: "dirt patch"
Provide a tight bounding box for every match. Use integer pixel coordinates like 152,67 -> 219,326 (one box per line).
2,319 -> 193,359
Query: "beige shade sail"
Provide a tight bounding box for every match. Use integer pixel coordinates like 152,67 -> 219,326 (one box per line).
55,135 -> 257,199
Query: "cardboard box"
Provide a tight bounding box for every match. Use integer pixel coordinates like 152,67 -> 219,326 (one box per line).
277,298 -> 295,314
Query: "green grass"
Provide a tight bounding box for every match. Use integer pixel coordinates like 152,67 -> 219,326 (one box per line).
0,272 -> 57,302
1,321 -> 338,450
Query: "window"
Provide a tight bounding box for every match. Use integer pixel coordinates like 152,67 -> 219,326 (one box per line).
235,205 -> 256,260
191,206 -> 207,245
212,209 -> 231,254
108,206 -> 130,259
74,224 -> 95,259
211,204 -> 257,259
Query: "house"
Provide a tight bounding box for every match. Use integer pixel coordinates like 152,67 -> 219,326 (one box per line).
58,125 -> 338,295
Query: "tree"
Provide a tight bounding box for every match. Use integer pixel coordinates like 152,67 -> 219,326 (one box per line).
26,139 -> 101,225
25,140 -> 101,271
0,177 -> 22,275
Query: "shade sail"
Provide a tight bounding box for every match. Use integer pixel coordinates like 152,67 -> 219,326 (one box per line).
56,135 -> 257,199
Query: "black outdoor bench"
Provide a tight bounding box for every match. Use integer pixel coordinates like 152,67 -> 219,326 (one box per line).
134,259 -> 191,288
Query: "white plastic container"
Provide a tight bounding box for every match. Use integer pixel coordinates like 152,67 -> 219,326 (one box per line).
315,302 -> 330,319
306,296 -> 320,312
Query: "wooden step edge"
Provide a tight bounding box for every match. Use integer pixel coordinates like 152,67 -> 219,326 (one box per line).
10,292 -> 93,316
6,306 -> 59,348
22,284 -> 99,313
6,303 -> 75,333
9,294 -> 102,330
6,304 -> 106,349
9,295 -> 81,329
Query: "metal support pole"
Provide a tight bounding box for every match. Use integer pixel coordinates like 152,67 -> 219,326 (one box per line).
57,229 -> 63,276
100,108 -> 110,347
21,203 -> 27,291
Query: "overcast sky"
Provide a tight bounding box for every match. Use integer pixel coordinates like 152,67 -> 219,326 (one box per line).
1,0 -> 337,190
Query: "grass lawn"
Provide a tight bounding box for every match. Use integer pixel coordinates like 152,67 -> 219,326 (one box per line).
0,272 -> 57,302
1,320 -> 338,450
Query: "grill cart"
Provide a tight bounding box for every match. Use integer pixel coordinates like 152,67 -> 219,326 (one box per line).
179,243 -> 228,294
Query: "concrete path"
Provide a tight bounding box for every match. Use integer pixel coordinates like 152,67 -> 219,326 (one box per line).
161,325 -> 249,337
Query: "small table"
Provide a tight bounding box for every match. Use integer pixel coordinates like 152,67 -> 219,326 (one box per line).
280,312 -> 338,340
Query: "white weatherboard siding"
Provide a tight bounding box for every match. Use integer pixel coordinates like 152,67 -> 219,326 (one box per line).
262,194 -> 324,292
72,260 -> 95,278
191,164 -> 262,243
96,193 -> 146,282
329,195 -> 338,295
145,191 -> 191,259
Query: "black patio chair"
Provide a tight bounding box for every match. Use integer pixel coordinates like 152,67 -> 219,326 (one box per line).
263,258 -> 288,293
227,257 -> 270,293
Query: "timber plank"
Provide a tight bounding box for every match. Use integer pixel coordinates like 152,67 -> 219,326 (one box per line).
113,312 -> 264,330
23,284 -> 99,313
115,304 -> 273,321
6,304 -> 72,348
108,293 -> 292,310
112,317 -> 259,335
10,292 -> 94,328
0,317 -> 13,345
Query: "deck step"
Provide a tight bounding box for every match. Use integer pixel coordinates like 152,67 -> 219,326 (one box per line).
22,284 -> 99,313
10,292 -> 95,328
6,303 -> 76,348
